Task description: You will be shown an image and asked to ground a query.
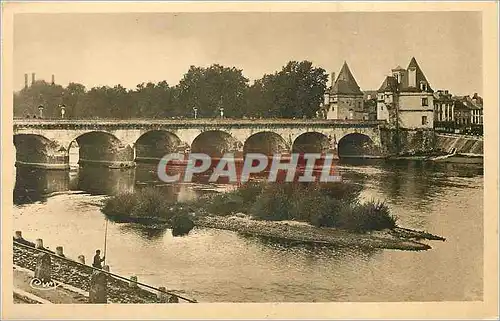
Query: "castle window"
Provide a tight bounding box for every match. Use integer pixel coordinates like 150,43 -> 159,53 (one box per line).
420,82 -> 428,91
422,115 -> 428,125
408,68 -> 416,87
422,98 -> 428,106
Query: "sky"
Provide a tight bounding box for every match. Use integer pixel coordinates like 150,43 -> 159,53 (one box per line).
14,12 -> 482,96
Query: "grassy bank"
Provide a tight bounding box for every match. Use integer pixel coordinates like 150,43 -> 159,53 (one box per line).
102,181 -> 398,233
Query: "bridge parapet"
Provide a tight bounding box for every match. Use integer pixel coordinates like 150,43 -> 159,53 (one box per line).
14,118 -> 387,129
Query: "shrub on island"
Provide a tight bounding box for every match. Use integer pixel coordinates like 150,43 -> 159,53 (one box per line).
221,182 -> 397,232
102,187 -> 195,235
102,181 -> 398,233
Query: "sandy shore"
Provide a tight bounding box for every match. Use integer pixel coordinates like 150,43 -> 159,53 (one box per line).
193,215 -> 445,251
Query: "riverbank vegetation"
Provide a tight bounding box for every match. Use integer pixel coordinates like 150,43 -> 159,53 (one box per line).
102,181 -> 398,233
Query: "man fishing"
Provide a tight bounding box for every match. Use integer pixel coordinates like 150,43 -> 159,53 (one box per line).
92,249 -> 105,269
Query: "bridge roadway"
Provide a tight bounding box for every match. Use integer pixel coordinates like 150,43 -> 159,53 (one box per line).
13,118 -> 388,169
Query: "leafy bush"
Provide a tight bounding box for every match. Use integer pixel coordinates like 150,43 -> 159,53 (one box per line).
101,192 -> 138,218
206,193 -> 245,216
130,187 -> 174,219
244,183 -> 397,232
102,187 -> 176,221
317,182 -> 362,205
170,212 -> 195,236
234,182 -> 265,205
250,184 -> 292,221
337,200 -> 397,232
289,186 -> 326,223
308,198 -> 344,228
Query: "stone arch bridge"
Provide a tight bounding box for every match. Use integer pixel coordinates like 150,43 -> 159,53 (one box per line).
13,119 -> 388,169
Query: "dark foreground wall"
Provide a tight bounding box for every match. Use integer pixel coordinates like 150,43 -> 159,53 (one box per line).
13,241 -> 191,303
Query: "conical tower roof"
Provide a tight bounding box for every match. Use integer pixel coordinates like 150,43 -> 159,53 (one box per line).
377,76 -> 398,93
400,57 -> 433,93
330,62 -> 363,95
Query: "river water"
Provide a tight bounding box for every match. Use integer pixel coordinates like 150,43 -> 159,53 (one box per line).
12,158 -> 483,302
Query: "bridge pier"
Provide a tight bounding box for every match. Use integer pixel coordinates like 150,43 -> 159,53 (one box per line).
14,134 -> 70,170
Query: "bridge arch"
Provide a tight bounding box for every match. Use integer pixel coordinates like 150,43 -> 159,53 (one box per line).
135,130 -> 185,162
72,131 -> 134,167
243,131 -> 289,156
191,130 -> 242,158
14,134 -> 68,168
292,132 -> 334,154
337,133 -> 380,158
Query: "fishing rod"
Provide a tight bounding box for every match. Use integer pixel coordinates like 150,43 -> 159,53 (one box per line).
103,217 -> 108,266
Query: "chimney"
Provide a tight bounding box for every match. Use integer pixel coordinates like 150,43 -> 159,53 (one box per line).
24,74 -> 28,89
31,73 -> 35,85
330,72 -> 336,87
51,74 -> 55,85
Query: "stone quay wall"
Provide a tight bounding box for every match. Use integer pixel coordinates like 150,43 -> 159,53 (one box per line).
435,133 -> 483,154
380,128 -> 436,156
13,233 -> 196,304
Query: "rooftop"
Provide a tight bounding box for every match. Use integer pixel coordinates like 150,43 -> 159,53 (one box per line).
377,76 -> 399,93
330,62 -> 363,96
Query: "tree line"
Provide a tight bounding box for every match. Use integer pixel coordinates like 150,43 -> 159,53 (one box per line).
14,61 -> 328,120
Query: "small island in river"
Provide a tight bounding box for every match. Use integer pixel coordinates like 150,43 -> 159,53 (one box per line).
101,181 -> 446,251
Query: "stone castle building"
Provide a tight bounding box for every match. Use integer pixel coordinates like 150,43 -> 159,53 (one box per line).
322,62 -> 365,120
376,57 -> 435,129
320,57 -> 480,134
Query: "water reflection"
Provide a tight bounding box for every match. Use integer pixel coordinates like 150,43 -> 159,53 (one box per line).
117,224 -> 168,240
13,159 -> 483,206
242,233 -> 379,261
339,159 -> 483,205
76,165 -> 136,195
14,167 -> 69,205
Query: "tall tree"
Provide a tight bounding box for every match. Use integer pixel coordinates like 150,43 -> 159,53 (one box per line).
251,61 -> 328,118
132,81 -> 178,118
14,80 -> 65,118
62,82 -> 86,119
75,85 -> 134,119
176,64 -> 249,118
